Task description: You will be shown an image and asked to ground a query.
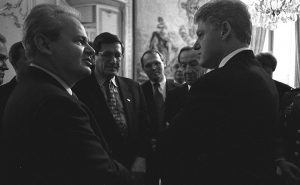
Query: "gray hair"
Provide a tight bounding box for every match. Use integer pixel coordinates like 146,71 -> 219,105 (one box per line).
22,4 -> 81,59
194,0 -> 252,45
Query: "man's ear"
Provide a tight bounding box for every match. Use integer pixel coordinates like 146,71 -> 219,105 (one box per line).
33,34 -> 52,55
220,21 -> 231,40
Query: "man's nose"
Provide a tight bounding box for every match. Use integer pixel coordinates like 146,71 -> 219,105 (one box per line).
151,64 -> 158,69
193,40 -> 200,50
0,63 -> 9,71
185,65 -> 193,73
85,43 -> 95,57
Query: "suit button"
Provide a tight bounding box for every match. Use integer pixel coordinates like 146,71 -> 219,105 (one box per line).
295,152 -> 299,156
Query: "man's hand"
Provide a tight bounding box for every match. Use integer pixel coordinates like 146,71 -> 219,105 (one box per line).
131,157 -> 146,185
131,157 -> 146,173
277,159 -> 300,185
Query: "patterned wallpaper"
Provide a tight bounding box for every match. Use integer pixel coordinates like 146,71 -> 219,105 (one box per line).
134,0 -> 208,82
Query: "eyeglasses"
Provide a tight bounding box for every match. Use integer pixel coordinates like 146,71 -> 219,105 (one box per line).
0,54 -> 8,62
96,51 -> 123,59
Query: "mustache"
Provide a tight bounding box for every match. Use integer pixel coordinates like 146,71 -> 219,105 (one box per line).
105,63 -> 120,68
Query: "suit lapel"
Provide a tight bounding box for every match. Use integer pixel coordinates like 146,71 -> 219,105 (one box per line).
116,77 -> 133,130
78,97 -> 112,153
90,75 -> 117,124
144,81 -> 155,104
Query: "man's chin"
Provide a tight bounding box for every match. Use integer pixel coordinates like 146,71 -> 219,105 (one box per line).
185,79 -> 196,85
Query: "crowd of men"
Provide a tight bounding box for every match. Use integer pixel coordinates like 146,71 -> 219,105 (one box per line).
0,0 -> 300,185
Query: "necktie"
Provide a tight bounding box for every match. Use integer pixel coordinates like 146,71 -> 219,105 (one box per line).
153,83 -> 165,132
105,80 -> 128,137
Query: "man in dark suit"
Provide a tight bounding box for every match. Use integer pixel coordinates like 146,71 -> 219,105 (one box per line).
1,4 -> 132,185
140,49 -> 176,185
0,33 -> 8,85
141,49 -> 177,139
255,52 -> 300,185
161,1 -> 279,185
170,62 -> 185,86
73,32 -> 149,182
165,46 -> 206,123
0,41 -> 28,128
277,89 -> 300,185
256,52 -> 293,107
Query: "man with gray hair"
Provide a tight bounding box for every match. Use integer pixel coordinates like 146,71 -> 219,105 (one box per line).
1,4 -> 132,185
0,33 -> 8,85
161,0 -> 279,184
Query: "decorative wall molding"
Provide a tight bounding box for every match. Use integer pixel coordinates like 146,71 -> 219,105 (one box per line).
0,0 -> 34,28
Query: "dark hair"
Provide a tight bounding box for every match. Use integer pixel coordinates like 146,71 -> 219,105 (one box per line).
140,49 -> 165,68
194,0 -> 252,45
178,46 -> 193,63
9,41 -> 25,69
23,4 -> 80,59
93,32 -> 124,54
0,33 -> 6,43
256,52 -> 277,72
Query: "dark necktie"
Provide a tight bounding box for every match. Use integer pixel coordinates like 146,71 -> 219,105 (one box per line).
153,83 -> 165,132
105,80 -> 128,137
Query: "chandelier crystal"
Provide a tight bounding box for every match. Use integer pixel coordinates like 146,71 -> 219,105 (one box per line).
248,0 -> 300,30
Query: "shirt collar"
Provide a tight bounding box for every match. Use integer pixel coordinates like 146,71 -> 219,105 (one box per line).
218,47 -> 250,68
150,75 -> 166,88
150,75 -> 167,100
30,63 -> 73,95
95,72 -> 117,88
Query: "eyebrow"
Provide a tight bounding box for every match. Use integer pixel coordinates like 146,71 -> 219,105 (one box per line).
75,36 -> 88,42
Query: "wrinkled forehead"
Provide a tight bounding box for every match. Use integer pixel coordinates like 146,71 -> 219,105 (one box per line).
0,42 -> 8,56
195,19 -> 219,33
180,49 -> 200,63
59,14 -> 88,40
100,43 -> 122,52
143,52 -> 163,64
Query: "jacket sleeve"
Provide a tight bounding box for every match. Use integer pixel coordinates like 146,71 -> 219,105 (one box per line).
35,95 -> 133,185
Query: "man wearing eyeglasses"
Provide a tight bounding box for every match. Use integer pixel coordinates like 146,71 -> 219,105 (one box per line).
0,33 -> 9,85
1,5 -> 133,185
73,32 -> 150,184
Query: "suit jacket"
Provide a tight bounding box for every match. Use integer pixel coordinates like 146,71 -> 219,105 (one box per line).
165,83 -> 189,124
0,77 -> 17,129
141,79 -> 176,138
285,93 -> 300,166
0,67 -> 131,185
161,50 -> 279,185
73,74 -> 150,169
279,88 -> 300,166
274,80 -> 292,108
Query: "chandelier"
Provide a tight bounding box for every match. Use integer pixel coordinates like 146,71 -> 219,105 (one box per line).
248,0 -> 300,30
